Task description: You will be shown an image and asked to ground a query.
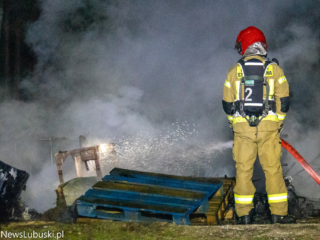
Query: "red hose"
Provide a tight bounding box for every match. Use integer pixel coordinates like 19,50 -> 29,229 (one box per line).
281,138 -> 320,185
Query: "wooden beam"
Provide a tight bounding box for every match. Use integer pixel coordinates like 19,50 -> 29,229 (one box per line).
73,152 -> 83,178
55,152 -> 69,184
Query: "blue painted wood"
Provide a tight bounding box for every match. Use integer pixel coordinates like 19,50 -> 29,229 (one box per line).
105,170 -> 221,188
77,168 -> 223,225
77,199 -> 188,224
77,205 -> 188,225
196,200 -> 210,214
102,175 -> 213,193
109,168 -> 222,185
95,210 -> 175,223
77,203 -> 96,218
86,189 -> 200,208
78,195 -> 191,214
77,195 -> 190,224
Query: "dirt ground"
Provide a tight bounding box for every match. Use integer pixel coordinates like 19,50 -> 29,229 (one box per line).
1,220 -> 320,240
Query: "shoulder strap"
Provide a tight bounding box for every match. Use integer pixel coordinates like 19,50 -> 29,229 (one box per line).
263,59 -> 274,114
237,58 -> 246,77
263,60 -> 272,76
236,59 -> 246,116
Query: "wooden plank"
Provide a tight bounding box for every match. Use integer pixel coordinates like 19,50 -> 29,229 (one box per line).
92,207 -> 189,225
77,198 -> 191,225
208,206 -> 220,212
220,201 -> 225,211
93,181 -> 206,199
190,178 -> 235,225
73,153 -> 83,177
224,187 -> 231,206
210,195 -> 222,201
86,189 -> 199,208
77,196 -> 189,214
224,208 -> 234,220
110,168 -> 222,185
205,212 -> 218,225
213,187 -> 222,197
102,175 -> 218,193
206,215 -> 217,225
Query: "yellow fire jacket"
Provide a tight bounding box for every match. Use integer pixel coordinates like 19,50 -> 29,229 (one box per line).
222,55 -> 290,133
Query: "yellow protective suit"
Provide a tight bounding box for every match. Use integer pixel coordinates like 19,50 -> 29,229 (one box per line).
222,55 -> 290,217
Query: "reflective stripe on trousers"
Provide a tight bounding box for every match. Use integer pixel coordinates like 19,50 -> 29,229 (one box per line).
268,193 -> 288,203
234,194 -> 254,204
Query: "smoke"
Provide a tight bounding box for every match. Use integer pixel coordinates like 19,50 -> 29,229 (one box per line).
267,1 -> 320,199
1,0 -> 319,212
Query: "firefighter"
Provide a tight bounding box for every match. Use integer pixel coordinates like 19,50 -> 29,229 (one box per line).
222,26 -> 293,224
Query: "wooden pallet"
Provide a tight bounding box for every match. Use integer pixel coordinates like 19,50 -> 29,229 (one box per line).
190,178 -> 235,225
109,169 -> 236,225
77,168 -> 224,225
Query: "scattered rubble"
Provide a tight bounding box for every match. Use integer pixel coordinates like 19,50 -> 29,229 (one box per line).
0,160 -> 30,222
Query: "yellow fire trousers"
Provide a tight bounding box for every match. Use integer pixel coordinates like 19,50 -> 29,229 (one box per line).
233,130 -> 288,217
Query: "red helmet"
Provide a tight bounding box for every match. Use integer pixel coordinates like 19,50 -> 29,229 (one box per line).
235,26 -> 267,55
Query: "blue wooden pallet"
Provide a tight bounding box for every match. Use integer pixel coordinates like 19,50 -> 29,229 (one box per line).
77,168 -> 223,225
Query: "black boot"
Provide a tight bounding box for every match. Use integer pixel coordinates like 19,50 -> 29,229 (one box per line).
271,214 -> 296,224
240,215 -> 252,224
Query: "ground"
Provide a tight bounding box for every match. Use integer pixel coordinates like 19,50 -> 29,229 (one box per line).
1,220 -> 320,240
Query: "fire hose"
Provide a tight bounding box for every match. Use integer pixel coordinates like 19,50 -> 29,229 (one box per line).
281,139 -> 320,185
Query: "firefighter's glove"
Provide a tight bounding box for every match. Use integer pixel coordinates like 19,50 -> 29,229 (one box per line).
228,121 -> 233,130
279,123 -> 284,133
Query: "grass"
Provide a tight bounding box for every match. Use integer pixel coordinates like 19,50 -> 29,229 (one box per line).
1,220 -> 320,240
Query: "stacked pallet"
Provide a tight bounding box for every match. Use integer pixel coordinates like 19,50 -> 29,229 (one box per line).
190,178 -> 235,225
77,168 -> 235,225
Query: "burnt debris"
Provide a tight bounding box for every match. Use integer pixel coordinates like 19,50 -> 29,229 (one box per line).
0,160 -> 29,221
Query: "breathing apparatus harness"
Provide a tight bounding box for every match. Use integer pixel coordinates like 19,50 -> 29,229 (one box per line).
235,57 -> 277,128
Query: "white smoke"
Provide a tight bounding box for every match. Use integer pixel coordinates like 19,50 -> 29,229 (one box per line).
1,0 -> 319,212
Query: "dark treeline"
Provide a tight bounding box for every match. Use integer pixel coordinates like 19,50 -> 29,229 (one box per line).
0,0 -> 40,101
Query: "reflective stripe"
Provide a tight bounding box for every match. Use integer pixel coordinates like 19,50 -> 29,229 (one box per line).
235,81 -> 240,100
245,62 -> 263,66
268,193 -> 288,203
236,66 -> 244,79
268,79 -> 274,100
234,194 -> 254,204
233,114 -> 278,125
244,103 -> 263,106
278,76 -> 287,84
264,64 -> 273,77
237,63 -> 244,79
224,80 -> 231,88
227,115 -> 233,120
278,113 -> 286,120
